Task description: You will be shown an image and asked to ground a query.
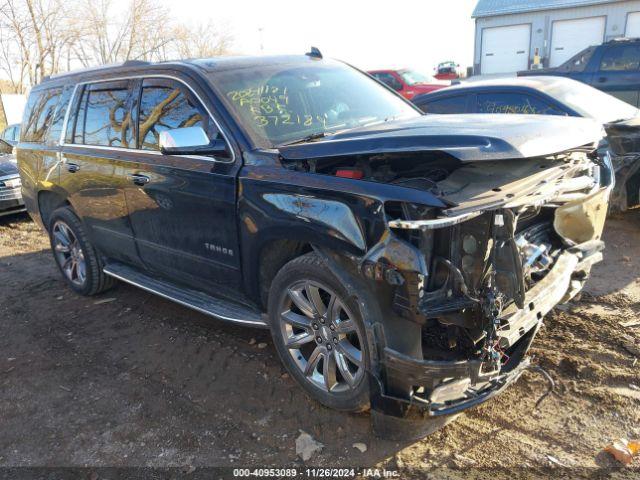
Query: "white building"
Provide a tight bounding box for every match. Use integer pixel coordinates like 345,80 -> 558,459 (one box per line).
473,0 -> 640,74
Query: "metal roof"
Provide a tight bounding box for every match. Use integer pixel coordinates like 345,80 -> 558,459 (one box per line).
472,0 -> 621,18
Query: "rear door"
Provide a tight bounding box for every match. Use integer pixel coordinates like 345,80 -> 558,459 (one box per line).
60,80 -> 141,265
123,76 -> 243,294
594,42 -> 640,106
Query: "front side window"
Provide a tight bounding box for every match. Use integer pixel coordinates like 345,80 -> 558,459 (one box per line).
600,44 -> 640,71
419,95 -> 468,114
138,79 -> 216,151
74,81 -> 133,147
21,88 -> 62,143
210,61 -> 419,148
560,46 -> 596,72
477,92 -> 565,115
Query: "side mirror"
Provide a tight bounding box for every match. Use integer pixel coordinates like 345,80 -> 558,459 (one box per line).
159,126 -> 229,157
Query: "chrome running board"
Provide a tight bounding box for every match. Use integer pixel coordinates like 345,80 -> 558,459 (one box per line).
103,262 -> 267,328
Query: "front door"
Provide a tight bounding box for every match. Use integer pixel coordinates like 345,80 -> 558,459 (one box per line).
123,77 -> 242,295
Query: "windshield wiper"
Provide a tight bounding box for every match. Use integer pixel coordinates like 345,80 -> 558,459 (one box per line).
280,132 -> 329,147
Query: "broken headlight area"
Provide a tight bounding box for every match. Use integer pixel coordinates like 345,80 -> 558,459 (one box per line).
375,148 -> 611,415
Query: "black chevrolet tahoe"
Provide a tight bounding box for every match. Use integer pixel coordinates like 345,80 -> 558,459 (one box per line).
17,53 -> 614,437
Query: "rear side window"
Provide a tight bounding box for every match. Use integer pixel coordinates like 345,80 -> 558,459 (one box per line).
138,78 -> 215,151
74,81 -> 134,148
419,95 -> 468,114
45,86 -> 74,146
21,88 -> 62,143
476,92 -> 565,115
600,44 -> 640,71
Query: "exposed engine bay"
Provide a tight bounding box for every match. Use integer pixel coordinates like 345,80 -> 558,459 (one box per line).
293,145 -> 612,415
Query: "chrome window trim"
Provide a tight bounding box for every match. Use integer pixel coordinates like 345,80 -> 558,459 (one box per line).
59,83 -> 79,147
59,74 -> 236,164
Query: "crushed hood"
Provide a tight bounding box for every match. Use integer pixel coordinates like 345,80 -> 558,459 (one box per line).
278,114 -> 603,162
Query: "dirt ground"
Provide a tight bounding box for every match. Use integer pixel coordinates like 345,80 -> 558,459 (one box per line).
0,210 -> 638,478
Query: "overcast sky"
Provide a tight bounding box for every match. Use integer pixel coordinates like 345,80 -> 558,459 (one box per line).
161,0 -> 478,75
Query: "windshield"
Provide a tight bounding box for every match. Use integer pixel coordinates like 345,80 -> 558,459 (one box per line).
544,79 -> 639,122
210,61 -> 419,148
399,69 -> 434,85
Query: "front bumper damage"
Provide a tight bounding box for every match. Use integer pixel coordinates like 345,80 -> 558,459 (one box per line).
364,151 -> 614,424
381,239 -> 602,417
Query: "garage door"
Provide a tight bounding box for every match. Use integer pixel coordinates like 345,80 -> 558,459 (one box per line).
481,24 -> 531,74
626,12 -> 640,37
550,17 -> 605,67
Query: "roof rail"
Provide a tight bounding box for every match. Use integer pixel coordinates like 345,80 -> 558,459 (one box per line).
122,59 -> 151,67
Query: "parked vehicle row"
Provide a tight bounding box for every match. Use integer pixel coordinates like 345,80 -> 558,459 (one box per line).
519,37 -> 640,108
15,52 -> 613,437
367,68 -> 447,100
412,76 -> 640,211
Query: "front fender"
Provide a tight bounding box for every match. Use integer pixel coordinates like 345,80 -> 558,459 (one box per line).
237,165 -> 442,303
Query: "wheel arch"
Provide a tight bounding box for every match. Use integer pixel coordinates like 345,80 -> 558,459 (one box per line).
38,188 -> 73,231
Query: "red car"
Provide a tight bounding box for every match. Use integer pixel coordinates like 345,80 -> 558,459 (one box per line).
368,68 -> 448,100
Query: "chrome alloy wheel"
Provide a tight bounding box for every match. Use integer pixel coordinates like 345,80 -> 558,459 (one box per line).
52,220 -> 86,287
278,280 -> 364,393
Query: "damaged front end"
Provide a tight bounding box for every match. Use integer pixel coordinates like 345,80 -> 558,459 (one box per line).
273,114 -> 613,427
361,147 -> 613,419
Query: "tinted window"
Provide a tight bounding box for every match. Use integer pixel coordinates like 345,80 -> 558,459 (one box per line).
138,79 -> 215,151
419,96 -> 468,114
45,86 -> 74,146
21,88 -> 62,143
74,81 -> 133,147
373,72 -> 403,90
477,92 -> 565,115
600,44 -> 640,71
560,46 -> 596,72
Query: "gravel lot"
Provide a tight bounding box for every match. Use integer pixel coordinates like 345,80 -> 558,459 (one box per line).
0,211 -> 638,477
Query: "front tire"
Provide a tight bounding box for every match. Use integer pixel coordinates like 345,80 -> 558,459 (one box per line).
48,206 -> 115,296
268,253 -> 370,412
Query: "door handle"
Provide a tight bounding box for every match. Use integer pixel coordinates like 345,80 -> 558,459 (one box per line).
66,163 -> 80,173
129,174 -> 150,186
598,77 -> 607,83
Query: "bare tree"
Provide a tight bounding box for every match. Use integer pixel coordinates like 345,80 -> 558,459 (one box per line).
0,0 -> 77,91
173,20 -> 234,59
0,0 -> 234,91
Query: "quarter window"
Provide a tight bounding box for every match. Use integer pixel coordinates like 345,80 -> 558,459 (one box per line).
74,81 -> 133,147
138,79 -> 215,151
21,88 -> 62,143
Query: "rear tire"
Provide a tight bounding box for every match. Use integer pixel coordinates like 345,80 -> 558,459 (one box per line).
268,253 -> 370,412
48,206 -> 115,296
